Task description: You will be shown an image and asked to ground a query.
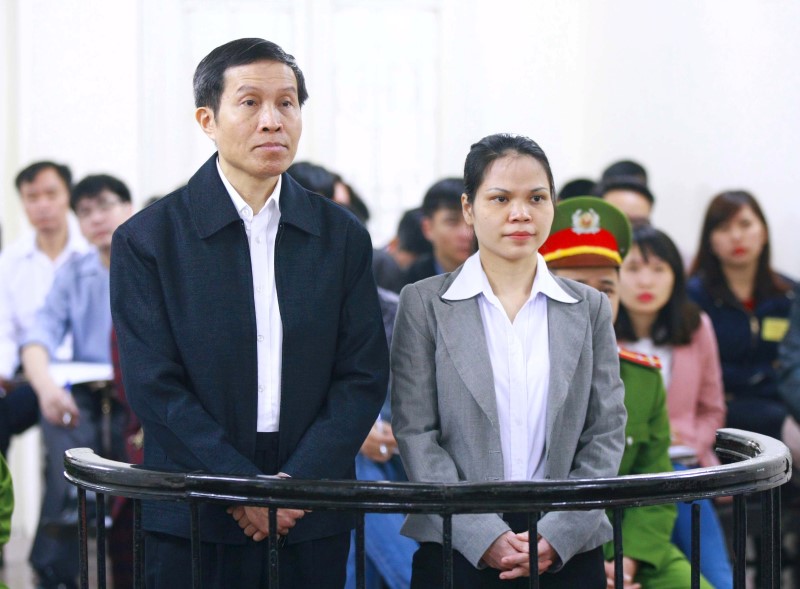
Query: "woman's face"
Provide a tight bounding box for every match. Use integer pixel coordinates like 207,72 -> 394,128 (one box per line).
709,205 -> 767,269
619,245 -> 675,317
462,154 -> 554,265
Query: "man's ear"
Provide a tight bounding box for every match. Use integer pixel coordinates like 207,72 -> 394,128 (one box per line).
195,107 -> 216,141
421,216 -> 434,241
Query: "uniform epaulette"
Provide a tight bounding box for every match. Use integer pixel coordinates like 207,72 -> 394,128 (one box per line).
618,347 -> 662,369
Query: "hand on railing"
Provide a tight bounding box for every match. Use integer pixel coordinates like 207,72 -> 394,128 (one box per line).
604,556 -> 640,589
226,505 -> 306,541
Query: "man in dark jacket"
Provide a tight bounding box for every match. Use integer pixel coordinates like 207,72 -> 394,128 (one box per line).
110,38 -> 388,588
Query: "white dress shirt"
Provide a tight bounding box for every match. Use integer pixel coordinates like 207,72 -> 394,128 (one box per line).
443,252 -> 577,481
217,160 -> 283,432
0,218 -> 88,379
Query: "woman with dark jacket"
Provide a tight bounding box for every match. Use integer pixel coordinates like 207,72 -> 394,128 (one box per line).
688,190 -> 798,459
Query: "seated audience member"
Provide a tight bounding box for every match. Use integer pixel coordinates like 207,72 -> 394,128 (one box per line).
595,176 -> 655,224
402,177 -> 473,285
616,223 -> 732,588
779,283 -> 800,423
0,161 -> 89,456
345,287 -> 417,589
601,159 -> 648,185
287,161 -> 371,224
374,208 -> 432,293
689,190 -> 799,463
541,197 -> 712,588
21,174 -> 133,589
557,178 -> 595,200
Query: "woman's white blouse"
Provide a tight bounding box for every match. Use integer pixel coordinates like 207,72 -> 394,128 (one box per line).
443,252 -> 577,481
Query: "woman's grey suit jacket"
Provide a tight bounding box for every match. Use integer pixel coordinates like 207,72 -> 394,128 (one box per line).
391,267 -> 627,568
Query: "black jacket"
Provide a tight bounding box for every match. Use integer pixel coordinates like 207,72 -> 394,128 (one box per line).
111,154 -> 388,543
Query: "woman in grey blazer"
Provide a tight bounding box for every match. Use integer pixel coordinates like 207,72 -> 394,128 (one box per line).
391,134 -> 627,588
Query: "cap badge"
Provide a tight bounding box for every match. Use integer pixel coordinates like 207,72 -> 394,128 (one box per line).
571,208 -> 601,235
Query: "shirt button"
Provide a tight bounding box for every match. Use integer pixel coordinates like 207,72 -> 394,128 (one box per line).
256,236 -> 262,244
257,335 -> 264,342
256,286 -> 263,293
243,209 -> 252,218
258,385 -> 265,393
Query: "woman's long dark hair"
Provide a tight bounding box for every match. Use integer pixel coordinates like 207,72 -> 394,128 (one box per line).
616,223 -> 700,346
689,190 -> 790,304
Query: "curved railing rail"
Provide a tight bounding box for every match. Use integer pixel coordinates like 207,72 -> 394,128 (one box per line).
64,428 -> 792,589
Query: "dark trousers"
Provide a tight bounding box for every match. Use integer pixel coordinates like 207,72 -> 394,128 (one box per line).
0,382 -> 40,456
145,433 -> 350,589
29,384 -> 127,586
411,513 -> 605,589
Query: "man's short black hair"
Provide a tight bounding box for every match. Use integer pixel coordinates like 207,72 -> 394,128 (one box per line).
396,208 -> 432,256
558,178 -> 595,200
15,161 -> 72,193
287,162 -> 336,199
421,178 -> 465,218
71,174 -> 132,211
594,176 -> 655,205
601,159 -> 648,185
194,38 -> 309,115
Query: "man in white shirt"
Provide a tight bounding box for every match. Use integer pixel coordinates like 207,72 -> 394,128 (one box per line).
0,161 -> 88,456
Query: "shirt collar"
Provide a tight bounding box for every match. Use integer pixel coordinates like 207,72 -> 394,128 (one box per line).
18,215 -> 88,261
216,157 -> 282,218
443,252 -> 578,304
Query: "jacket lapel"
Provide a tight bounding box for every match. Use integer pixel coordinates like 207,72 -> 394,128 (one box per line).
432,291 -> 499,431
545,295 -> 588,445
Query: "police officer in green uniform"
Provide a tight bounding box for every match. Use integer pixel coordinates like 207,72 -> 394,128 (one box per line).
540,197 -> 711,589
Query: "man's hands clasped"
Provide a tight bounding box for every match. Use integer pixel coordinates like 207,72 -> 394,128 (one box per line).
227,506 -> 306,542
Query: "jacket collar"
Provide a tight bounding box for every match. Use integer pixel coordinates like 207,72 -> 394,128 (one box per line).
189,153 -> 321,239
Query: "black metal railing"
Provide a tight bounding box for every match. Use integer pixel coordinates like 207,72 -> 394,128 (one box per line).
64,428 -> 791,589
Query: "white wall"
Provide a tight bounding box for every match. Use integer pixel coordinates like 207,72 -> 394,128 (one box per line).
4,0 -> 799,270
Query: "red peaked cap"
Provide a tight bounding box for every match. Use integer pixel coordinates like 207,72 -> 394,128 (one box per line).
540,197 -> 631,269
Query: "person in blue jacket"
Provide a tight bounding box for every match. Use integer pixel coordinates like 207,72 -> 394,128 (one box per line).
688,190 -> 799,461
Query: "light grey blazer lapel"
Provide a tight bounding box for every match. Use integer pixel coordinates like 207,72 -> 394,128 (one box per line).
545,292 -> 588,445
432,288 -> 499,432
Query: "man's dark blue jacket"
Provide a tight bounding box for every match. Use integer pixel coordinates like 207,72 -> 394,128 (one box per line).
110,154 -> 389,544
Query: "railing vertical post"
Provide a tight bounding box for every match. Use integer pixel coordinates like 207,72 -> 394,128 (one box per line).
96,493 -> 107,589
528,512 -> 539,589
355,512 -> 366,589
78,487 -> 89,589
268,507 -> 280,587
613,507 -> 624,589
732,494 -> 747,589
771,487 -> 782,585
133,499 -> 144,589
190,501 -> 201,589
442,514 -> 453,589
762,487 -> 782,587
760,487 -> 780,587
690,502 -> 700,589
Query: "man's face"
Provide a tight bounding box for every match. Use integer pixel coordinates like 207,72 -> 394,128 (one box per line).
74,190 -> 133,253
422,207 -> 474,271
19,168 -> 71,234
551,266 -> 620,321
196,60 -> 302,184
603,189 -> 652,223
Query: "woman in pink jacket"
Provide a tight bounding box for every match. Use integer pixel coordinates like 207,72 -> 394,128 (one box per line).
615,223 -> 726,467
616,222 -> 732,589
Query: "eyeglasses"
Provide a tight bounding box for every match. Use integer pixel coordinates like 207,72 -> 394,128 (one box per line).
75,196 -> 122,219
